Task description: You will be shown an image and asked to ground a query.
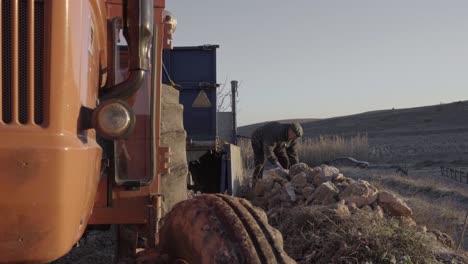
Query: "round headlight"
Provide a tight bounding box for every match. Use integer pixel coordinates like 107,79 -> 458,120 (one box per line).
92,100 -> 135,140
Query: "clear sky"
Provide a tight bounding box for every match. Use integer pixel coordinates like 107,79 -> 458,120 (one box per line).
166,0 -> 468,126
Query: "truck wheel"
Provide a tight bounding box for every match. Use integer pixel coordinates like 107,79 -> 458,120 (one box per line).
158,194 -> 295,264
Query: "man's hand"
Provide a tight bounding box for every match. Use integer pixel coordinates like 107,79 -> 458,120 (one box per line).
275,162 -> 289,175
275,162 -> 283,170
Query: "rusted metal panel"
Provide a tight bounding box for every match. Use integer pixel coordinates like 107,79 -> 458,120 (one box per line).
89,207 -> 149,224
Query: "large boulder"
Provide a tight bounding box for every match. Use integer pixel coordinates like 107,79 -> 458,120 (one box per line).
377,191 -> 413,217
338,180 -> 378,207
308,182 -> 339,205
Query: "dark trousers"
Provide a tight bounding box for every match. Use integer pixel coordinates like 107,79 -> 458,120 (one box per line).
252,140 -> 290,180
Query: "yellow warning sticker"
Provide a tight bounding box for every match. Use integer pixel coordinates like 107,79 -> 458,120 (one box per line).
192,90 -> 212,108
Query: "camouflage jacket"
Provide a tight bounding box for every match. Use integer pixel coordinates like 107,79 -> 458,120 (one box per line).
251,122 -> 299,165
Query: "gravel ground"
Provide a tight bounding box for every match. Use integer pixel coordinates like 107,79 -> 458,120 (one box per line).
51,229 -> 116,264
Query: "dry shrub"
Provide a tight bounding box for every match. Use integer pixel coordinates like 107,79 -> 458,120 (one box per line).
238,134 -> 369,169
298,134 -> 369,166
267,205 -> 439,264
406,197 -> 463,241
339,167 -> 468,252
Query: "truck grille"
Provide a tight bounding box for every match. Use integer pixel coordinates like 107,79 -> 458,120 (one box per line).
1,0 -> 45,125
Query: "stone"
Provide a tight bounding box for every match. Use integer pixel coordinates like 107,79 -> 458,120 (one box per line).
273,182 -> 282,190
289,162 -> 310,177
373,205 -> 384,219
267,182 -> 282,198
295,195 -> 304,202
346,202 -> 358,213
308,181 -> 339,205
328,200 -> 351,218
313,165 -> 340,187
294,186 -> 303,195
266,169 -> 289,185
291,172 -> 308,188
279,189 -> 290,203
335,182 -> 349,192
269,168 -> 289,181
307,167 -> 322,183
312,166 -> 322,173
253,177 -> 274,197
284,182 -> 297,202
305,170 -> 319,184
332,173 -> 346,183
268,194 -> 282,209
429,230 -> 454,248
345,178 -> 356,185
399,216 -> 416,227
302,186 -> 315,200
362,205 -> 373,212
416,225 -> 427,233
338,180 -> 378,207
377,191 -> 413,217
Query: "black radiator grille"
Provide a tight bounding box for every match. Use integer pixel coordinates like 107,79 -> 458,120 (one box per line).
2,0 -> 13,124
2,0 -> 45,125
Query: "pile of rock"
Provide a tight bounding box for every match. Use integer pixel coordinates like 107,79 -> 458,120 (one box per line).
254,163 -> 414,222
251,163 -> 468,263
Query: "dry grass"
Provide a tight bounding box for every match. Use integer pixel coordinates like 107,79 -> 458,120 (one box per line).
298,134 -> 369,166
238,134 -> 369,169
407,198 -> 463,241
368,132 -> 468,164
340,167 -> 468,251
267,205 -> 441,263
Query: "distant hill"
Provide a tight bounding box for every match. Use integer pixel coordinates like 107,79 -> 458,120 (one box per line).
238,101 -> 468,138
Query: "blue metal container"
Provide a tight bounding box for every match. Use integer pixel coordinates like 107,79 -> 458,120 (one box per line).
162,45 -> 219,142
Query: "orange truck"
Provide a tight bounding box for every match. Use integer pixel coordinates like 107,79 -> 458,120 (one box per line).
0,1 -> 293,263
